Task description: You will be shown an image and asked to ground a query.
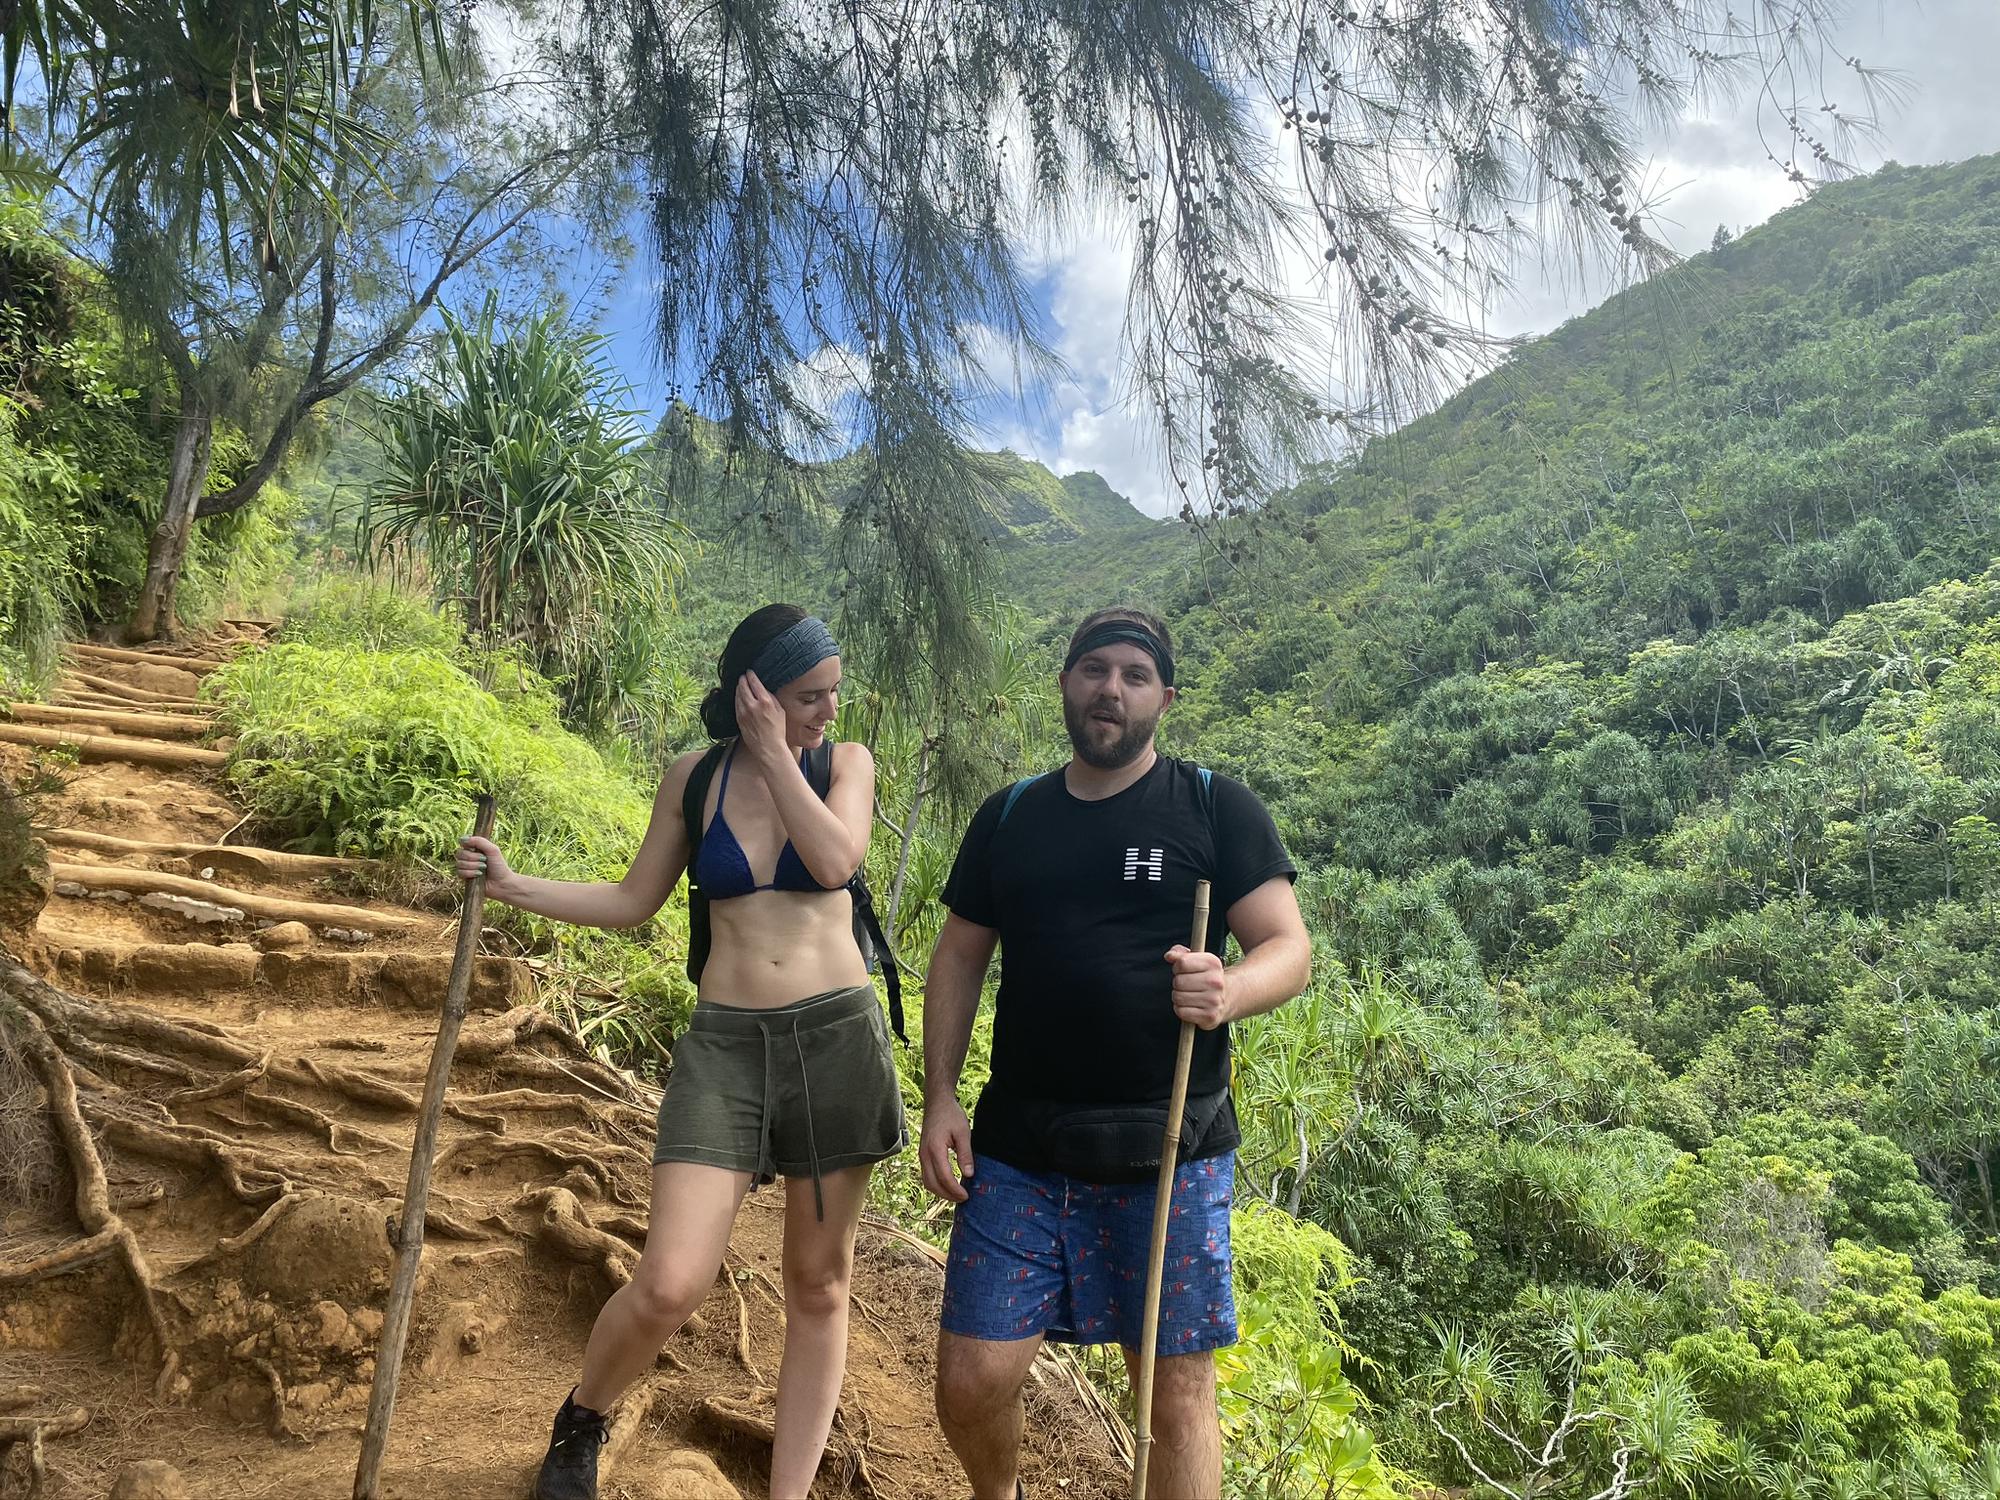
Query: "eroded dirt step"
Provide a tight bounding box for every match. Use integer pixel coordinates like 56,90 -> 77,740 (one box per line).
41,939 -> 527,1015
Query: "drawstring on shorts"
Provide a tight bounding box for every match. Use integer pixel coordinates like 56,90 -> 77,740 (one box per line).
754,1016 -> 827,1221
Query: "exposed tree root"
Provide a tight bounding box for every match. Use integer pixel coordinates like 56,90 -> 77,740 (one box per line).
240,1088 -> 399,1156
49,862 -> 421,934
0,1228 -> 121,1286
726,1273 -> 762,1382
0,991 -> 175,1387
163,1050 -> 272,1103
22,982 -> 448,1135
53,689 -> 210,715
832,1403 -> 884,1498
0,724 -> 228,769
443,1100 -> 508,1133
68,642 -> 226,675
697,1392 -> 773,1445
293,1056 -> 421,1112
422,1207 -> 491,1241
216,1192 -> 311,1254
92,1109 -> 295,1205
244,1356 -> 298,1439
63,1032 -> 203,1083
59,669 -> 205,706
451,1086 -> 651,1132
457,1007 -> 641,1102
5,702 -> 216,739
442,1137 -> 627,1201
0,1406 -> 91,1494
593,1210 -> 651,1246
37,827 -> 374,877
519,1185 -> 636,1289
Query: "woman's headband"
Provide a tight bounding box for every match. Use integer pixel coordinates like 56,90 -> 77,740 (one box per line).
1064,621 -> 1175,686
751,616 -> 840,689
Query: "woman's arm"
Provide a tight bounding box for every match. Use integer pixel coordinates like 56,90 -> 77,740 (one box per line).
456,750 -> 701,929
736,673 -> 873,888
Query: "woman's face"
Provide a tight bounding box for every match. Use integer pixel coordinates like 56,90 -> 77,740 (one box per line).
777,656 -> 841,746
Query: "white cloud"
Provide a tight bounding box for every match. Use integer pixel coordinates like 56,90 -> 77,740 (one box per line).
1009,3 -> 2000,513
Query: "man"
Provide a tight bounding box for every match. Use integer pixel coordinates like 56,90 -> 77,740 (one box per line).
920,607 -> 1311,1500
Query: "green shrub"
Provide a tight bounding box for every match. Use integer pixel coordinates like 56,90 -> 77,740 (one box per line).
208,638 -> 698,1069
209,638 -> 652,868
0,397 -> 89,695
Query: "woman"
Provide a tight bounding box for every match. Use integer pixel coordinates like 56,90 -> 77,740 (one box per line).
456,605 -> 906,1500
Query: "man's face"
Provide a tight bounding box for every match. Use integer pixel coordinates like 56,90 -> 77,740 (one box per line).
1061,642 -> 1175,769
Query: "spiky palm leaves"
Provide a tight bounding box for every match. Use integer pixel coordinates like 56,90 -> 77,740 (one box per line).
6,3 -> 447,265
363,299 -> 684,725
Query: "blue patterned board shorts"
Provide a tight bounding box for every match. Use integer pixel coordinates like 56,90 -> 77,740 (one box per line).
940,1152 -> 1236,1355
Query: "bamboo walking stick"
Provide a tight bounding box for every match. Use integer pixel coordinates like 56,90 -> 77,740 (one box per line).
1132,877 -> 1210,1500
354,794 -> 496,1500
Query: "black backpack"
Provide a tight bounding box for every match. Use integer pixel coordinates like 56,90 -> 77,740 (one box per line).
680,740 -> 905,1043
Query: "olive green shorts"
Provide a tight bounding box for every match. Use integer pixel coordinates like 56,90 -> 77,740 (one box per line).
652,985 -> 907,1216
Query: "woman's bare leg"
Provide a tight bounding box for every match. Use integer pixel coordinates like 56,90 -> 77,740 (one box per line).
574,1160 -> 752,1411
769,1165 -> 872,1498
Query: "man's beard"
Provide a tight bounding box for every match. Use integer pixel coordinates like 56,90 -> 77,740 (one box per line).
1063,693 -> 1161,769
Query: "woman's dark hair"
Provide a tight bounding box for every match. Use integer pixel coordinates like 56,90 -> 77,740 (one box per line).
700,604 -> 810,740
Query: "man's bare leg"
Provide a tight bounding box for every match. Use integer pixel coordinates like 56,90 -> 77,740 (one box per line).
936,1329 -> 1045,1499
1121,1347 -> 1221,1500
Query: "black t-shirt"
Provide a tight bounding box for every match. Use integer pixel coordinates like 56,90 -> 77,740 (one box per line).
941,755 -> 1297,1172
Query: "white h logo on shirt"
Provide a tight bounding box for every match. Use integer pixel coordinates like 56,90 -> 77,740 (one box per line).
1124,847 -> 1164,882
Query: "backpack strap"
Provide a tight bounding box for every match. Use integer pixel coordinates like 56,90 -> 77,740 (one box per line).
681,742 -> 731,853
850,879 -> 904,1044
808,742 -> 906,1044
679,742 -> 731,989
804,739 -> 833,797
997,773 -> 1045,828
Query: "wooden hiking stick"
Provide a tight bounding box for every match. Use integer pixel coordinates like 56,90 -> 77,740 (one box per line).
354,794 -> 495,1500
1132,877 -> 1211,1500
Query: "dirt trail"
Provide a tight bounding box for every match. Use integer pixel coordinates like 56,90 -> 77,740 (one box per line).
0,629 -> 1130,1499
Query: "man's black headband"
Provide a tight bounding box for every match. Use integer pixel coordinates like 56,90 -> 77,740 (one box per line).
1064,622 -> 1175,686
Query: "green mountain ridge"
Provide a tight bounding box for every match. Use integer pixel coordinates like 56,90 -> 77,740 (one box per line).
653,407 -> 1159,547
985,153 -> 2000,1494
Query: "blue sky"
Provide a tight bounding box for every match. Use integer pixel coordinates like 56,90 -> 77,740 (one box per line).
574,0 -> 2000,517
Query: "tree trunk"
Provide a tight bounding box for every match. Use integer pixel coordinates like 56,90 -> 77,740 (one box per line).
884,738 -> 931,944
1974,1150 -> 1997,1240
125,389 -> 215,643
1286,1115 -> 1308,1217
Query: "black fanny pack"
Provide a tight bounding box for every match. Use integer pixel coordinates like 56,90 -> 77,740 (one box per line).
1010,1087 -> 1233,1184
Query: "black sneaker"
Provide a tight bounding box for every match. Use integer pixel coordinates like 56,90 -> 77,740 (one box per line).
532,1389 -> 609,1500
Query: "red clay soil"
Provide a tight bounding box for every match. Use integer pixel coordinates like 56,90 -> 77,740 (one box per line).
0,630 -> 1131,1499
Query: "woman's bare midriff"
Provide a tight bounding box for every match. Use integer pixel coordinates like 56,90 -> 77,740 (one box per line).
698,886 -> 872,1008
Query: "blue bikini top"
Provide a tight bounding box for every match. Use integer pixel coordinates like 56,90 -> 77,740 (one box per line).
691,744 -> 840,899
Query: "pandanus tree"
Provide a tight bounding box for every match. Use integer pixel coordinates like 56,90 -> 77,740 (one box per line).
361,299 -> 685,718
554,0 -> 1894,699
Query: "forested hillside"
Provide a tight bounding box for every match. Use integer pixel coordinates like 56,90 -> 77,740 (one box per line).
1009,154 -> 2000,1491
